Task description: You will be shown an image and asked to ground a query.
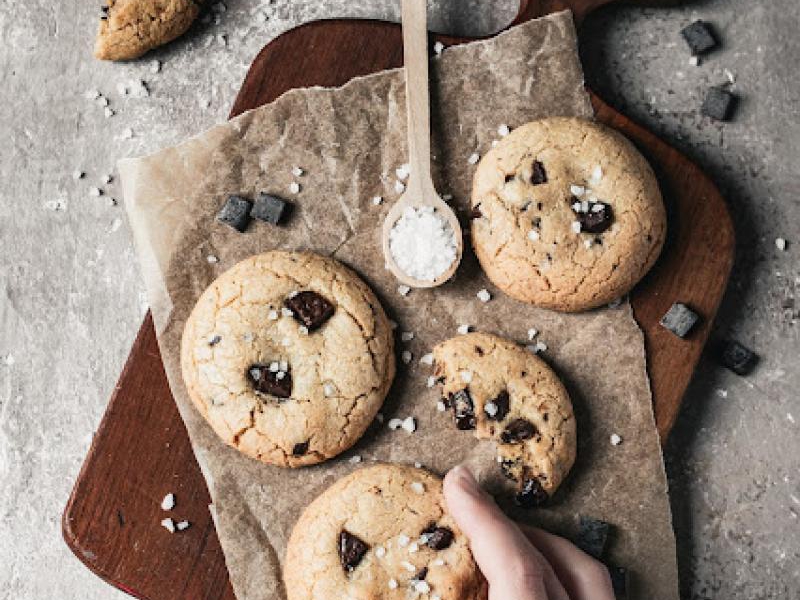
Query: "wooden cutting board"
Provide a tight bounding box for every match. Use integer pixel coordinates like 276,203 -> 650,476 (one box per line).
63,2 -> 733,599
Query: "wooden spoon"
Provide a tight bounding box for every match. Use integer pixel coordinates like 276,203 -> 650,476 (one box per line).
382,0 -> 463,288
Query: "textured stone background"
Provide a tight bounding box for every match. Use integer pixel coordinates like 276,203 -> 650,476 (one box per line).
0,1 -> 797,599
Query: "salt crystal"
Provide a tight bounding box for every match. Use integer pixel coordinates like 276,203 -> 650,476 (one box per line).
161,518 -> 175,533
485,402 -> 498,417
281,307 -> 293,317
402,416 -> 417,432
85,89 -> 100,100
401,560 -> 416,572
289,181 -> 300,194
372,195 -> 383,205
397,534 -> 410,547
291,166 -> 304,177
395,163 -> 410,180
410,482 -> 425,494
267,309 -> 278,320
610,433 -> 622,446
497,124 -> 510,137
428,376 -> 438,389
394,180 -> 406,194
467,152 -> 480,165
161,493 -> 175,510
457,324 -> 471,335
324,383 -> 335,397
401,331 -> 415,342
207,255 -> 219,264
571,221 -> 582,234
299,325 -> 309,335
414,581 -> 431,594
590,165 -> 603,183
775,238 -> 787,251
476,288 -> 491,302
584,239 -> 594,249
527,328 -> 538,340
388,418 -> 404,430
460,370 -> 473,383
151,60 -> 162,74
375,545 -> 386,557
420,353 -> 434,365
689,55 -> 700,66
527,229 -> 540,242
349,454 -> 362,464
104,107 -> 115,118
72,170 -> 84,180
401,350 -> 413,364
432,558 -> 445,567
436,400 -> 446,411
388,579 -> 398,590
176,520 -> 190,531
102,174 -> 113,184
570,184 -> 585,196
398,285 -> 411,297
121,127 -> 133,139
389,206 -> 457,282
433,41 -> 444,55
534,340 -> 547,353
89,187 -> 102,197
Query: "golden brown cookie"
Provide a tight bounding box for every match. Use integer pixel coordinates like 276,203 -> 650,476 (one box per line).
433,333 -> 576,507
180,251 -> 395,467
284,465 -> 487,600
94,0 -> 200,61
470,117 -> 666,312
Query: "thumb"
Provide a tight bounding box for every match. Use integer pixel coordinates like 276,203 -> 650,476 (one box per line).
443,466 -> 552,600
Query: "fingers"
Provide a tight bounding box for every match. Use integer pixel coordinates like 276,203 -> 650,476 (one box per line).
523,526 -> 616,600
444,465 -> 569,600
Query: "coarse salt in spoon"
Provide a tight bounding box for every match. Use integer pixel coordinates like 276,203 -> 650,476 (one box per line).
382,0 -> 463,288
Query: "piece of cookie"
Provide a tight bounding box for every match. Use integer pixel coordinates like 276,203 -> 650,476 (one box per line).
180,251 -> 395,467
284,465 -> 487,600
432,333 -> 576,507
95,0 -> 201,61
470,117 -> 666,312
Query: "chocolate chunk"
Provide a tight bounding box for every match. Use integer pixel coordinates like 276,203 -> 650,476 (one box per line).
577,516 -> 611,559
659,302 -> 700,338
338,530 -> 369,572
607,565 -> 629,598
500,418 -> 538,443
531,160 -> 547,185
449,389 -> 476,430
284,291 -> 335,331
470,204 -> 483,219
515,475 -> 548,508
719,340 -> 758,376
680,20 -> 718,55
574,202 -> 613,234
702,87 -> 737,121
292,441 -> 309,456
247,364 -> 292,398
487,390 -> 510,421
217,195 -> 252,232
504,174 -> 515,183
422,524 -> 454,550
414,567 -> 428,581
251,192 -> 291,225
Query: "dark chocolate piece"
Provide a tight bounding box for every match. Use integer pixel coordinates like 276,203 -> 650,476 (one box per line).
515,475 -> 548,508
659,302 -> 700,338
470,204 -> 483,219
487,390 -> 510,421
284,291 -> 335,331
292,441 -> 309,456
573,201 -> 613,234
500,418 -> 538,443
251,192 -> 291,225
577,516 -> 611,559
531,160 -> 547,185
701,87 -> 737,121
719,340 -> 758,375
422,524 -> 454,550
338,530 -> 369,572
449,389 -> 476,430
414,567 -> 428,581
247,364 -> 292,398
680,20 -> 718,55
217,195 -> 252,232
607,565 -> 629,598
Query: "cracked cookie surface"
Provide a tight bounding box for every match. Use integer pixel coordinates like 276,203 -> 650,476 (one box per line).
284,465 -> 487,600
433,333 -> 576,507
471,117 -> 666,312
94,0 -> 200,61
180,251 -> 395,467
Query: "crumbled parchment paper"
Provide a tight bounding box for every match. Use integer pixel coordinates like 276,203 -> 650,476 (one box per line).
119,11 -> 678,600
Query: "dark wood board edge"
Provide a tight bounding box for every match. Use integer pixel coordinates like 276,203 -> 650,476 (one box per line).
63,4 -> 734,600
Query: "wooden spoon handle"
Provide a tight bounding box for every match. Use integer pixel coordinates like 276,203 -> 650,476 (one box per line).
401,0 -> 433,195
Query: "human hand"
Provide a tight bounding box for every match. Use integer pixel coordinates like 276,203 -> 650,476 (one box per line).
444,465 -> 615,600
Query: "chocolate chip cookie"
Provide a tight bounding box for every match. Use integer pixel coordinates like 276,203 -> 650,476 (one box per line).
432,333 -> 576,507
95,0 -> 201,61
470,117 -> 666,312
284,465 -> 487,600
180,251 -> 395,467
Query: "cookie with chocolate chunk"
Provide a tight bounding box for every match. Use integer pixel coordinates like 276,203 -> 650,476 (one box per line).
284,465 -> 487,600
470,117 -> 666,312
433,333 -> 576,507
94,0 -> 201,61
180,251 -> 395,467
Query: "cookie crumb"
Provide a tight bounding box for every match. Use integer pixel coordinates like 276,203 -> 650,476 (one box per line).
476,289 -> 491,303
161,493 -> 175,511
610,433 -> 622,446
402,416 -> 417,433
467,152 -> 480,165
160,517 -> 175,533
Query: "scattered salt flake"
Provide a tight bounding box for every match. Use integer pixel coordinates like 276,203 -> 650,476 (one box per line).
716,389 -> 728,398
414,581 -> 431,594
102,174 -> 113,184
402,416 -> 417,433
349,455 -> 363,464
207,255 -> 219,264
689,55 -> 700,66
433,41 -> 444,55
375,545 -> 386,558
436,400 -> 446,411
121,127 -> 134,139
299,325 -> 309,335
457,324 -> 471,335
410,482 -> 425,494
372,195 -> 383,205
104,107 -> 115,118
571,221 -> 582,234
4,355 -> 15,366
787,413 -> 796,424
117,82 -> 129,96
467,152 -> 480,165
584,239 -> 594,249
427,376 -> 437,388
394,180 -> 406,194
323,383 -> 335,397
414,462 -> 423,468
99,96 -> 109,107
476,289 -> 491,303
401,350 -> 413,364
724,68 -> 736,84
395,163 -> 410,180
88,187 -> 102,197
610,433 -> 622,446
570,184 -> 585,196
160,518 -> 175,533
432,558 -> 445,567
459,370 -> 473,383
485,402 -> 498,417
151,60 -> 162,74
397,534 -> 410,547
72,170 -> 84,180
775,238 -> 787,251
289,181 -> 301,194
527,229 -> 540,242
497,124 -> 510,137
107,197 -> 118,207
161,493 -> 175,510
388,579 -> 398,590
388,418 -> 404,430
527,328 -> 538,340
267,309 -> 279,320
109,217 -> 122,232
401,560 -> 416,572
389,319 -> 399,329
281,307 -> 294,317
291,166 -> 304,177
176,520 -> 190,531
491,140 -> 499,147
85,89 -> 101,100
398,284 -> 411,296
442,193 -> 453,201
590,165 -> 603,183
401,331 -> 415,342
420,353 -> 434,366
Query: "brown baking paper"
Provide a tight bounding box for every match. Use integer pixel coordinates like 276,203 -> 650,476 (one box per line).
119,11 -> 678,600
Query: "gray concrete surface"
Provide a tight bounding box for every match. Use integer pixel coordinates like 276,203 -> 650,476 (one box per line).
0,0 -> 797,598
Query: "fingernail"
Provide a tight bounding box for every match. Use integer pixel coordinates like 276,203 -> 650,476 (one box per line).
448,465 -> 482,498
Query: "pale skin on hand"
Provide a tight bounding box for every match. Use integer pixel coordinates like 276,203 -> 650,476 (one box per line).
444,466 -> 615,600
